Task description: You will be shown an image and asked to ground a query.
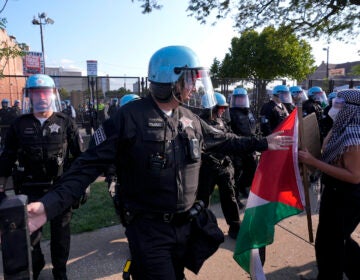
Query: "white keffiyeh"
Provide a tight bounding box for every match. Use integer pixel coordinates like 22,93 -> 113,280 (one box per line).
322,89 -> 360,163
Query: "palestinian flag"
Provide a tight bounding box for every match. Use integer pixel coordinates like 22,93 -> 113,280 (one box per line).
233,108 -> 305,280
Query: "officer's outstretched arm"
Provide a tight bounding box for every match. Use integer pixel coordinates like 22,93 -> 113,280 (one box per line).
27,202 -> 47,234
266,131 -> 293,150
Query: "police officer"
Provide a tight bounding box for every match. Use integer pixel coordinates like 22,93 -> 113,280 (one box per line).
319,91 -> 337,139
11,99 -> 21,117
0,98 -> 15,148
229,87 -> 257,200
107,98 -> 119,119
197,92 -> 242,239
279,86 -> 295,114
0,74 -> 83,280
104,93 -> 141,214
289,85 -> 307,107
303,86 -> 328,142
260,85 -> 289,136
26,46 -> 292,280
83,102 -> 97,135
62,100 -> 76,120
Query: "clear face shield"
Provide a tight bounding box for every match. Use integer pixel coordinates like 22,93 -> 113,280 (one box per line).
230,94 -> 250,108
175,68 -> 216,109
22,87 -> 62,114
278,91 -> 292,104
312,92 -> 328,108
291,90 -> 307,104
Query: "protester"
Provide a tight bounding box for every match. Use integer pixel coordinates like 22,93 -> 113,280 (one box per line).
26,45 -> 292,280
299,89 -> 360,280
0,74 -> 83,280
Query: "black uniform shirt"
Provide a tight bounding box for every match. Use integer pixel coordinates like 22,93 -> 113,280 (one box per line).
260,100 -> 289,136
41,96 -> 268,220
0,112 -> 83,181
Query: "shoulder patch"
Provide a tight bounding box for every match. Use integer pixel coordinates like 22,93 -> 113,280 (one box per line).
94,126 -> 107,145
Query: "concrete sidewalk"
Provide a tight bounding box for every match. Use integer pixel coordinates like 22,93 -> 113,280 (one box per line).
1,190 -> 359,279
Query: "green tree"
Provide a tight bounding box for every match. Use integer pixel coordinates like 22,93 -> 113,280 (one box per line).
350,64 -> 360,76
219,25 -> 316,81
133,0 -> 360,40
209,57 -> 221,78
58,87 -> 70,100
216,25 -> 316,113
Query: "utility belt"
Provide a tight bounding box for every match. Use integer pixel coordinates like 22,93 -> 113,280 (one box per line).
122,201 -> 205,226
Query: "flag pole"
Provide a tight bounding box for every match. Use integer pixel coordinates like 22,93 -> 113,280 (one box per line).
297,103 -> 314,243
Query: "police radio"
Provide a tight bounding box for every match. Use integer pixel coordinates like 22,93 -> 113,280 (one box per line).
149,153 -> 167,176
0,195 -> 33,279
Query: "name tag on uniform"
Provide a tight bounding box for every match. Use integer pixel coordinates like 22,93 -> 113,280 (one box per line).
147,118 -> 164,128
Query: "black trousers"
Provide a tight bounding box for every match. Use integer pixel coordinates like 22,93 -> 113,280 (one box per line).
233,153 -> 257,196
315,184 -> 360,280
196,160 -> 241,228
27,193 -> 72,278
125,217 -> 191,280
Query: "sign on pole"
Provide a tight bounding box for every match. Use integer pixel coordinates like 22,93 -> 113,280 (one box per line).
23,51 -> 44,75
87,60 -> 98,76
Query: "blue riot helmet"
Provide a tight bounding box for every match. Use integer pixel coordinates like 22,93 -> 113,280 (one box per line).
230,87 -> 249,108
201,93 -> 216,109
327,92 -> 337,104
1,98 -> 9,108
273,85 -> 292,103
14,100 -> 20,106
23,74 -> 61,114
214,92 -> 228,107
120,94 -> 141,107
308,86 -> 328,108
289,86 -> 306,103
148,45 -> 216,108
61,101 -> 66,110
111,98 -> 118,105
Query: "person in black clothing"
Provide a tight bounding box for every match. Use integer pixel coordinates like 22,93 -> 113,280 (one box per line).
26,46 -> 293,280
0,74 -> 83,280
299,89 -> 360,280
229,87 -> 257,200
289,86 -> 307,108
197,92 -> 242,239
107,98 -> 119,119
303,86 -> 328,142
260,85 -> 289,136
0,98 -> 17,149
279,86 -> 295,114
11,99 -> 21,117
83,102 -> 97,135
319,91 -> 336,139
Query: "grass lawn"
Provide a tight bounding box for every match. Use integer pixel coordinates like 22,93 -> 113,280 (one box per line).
43,180 -> 220,239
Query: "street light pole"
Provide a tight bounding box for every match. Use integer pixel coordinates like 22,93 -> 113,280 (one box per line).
322,46 -> 329,79
32,12 -> 54,74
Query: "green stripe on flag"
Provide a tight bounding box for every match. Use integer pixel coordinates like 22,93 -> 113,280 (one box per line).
233,201 -> 303,273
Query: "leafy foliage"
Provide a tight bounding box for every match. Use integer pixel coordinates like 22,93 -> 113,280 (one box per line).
350,64 -> 360,76
213,26 -> 316,81
133,0 -> 360,40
